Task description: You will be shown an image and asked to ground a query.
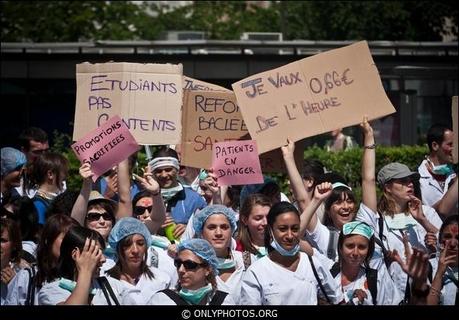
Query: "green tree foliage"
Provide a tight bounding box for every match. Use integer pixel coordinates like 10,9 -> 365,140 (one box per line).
2,1 -> 456,42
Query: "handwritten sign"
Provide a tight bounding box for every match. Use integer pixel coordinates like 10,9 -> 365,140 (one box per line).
181,89 -> 248,169
453,96 -> 458,164
232,41 -> 396,154
212,140 -> 263,186
183,76 -> 230,92
71,115 -> 140,182
73,62 -> 183,145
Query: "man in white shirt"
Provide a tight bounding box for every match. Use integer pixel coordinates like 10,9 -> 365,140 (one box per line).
418,124 -> 457,218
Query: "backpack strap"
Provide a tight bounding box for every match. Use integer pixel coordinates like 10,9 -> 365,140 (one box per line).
365,267 -> 378,305
330,262 -> 340,278
242,251 -> 252,271
376,213 -> 393,268
307,254 -> 332,304
97,276 -> 120,306
209,290 -> 228,305
160,289 -> 188,305
326,229 -> 339,261
25,267 -> 36,306
21,250 -> 37,265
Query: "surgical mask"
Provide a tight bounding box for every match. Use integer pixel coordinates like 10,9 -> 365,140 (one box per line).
161,184 -> 183,201
179,283 -> 212,305
432,163 -> 454,176
256,246 -> 268,257
269,230 -> 300,257
385,213 -> 417,230
151,235 -> 171,249
217,257 -> 236,270
59,278 -> 97,295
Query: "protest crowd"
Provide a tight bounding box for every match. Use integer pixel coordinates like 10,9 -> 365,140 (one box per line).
1,43 -> 458,307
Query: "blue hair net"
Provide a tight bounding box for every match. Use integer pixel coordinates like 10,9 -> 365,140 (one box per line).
108,217 -> 152,254
240,175 -> 278,207
178,239 -> 219,276
1,147 -> 26,177
193,205 -> 237,236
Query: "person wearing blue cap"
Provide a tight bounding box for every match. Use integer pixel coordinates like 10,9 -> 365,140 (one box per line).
1,147 -> 27,203
241,201 -> 342,305
329,221 -> 402,305
104,217 -> 171,304
192,204 -> 243,304
148,238 -> 235,305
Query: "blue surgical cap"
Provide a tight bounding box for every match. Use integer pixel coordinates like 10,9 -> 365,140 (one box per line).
240,175 -> 278,207
1,147 -> 26,177
342,221 -> 374,240
193,205 -> 237,236
108,217 -> 152,253
178,239 -> 219,276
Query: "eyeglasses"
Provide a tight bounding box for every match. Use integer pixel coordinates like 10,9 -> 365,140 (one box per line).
86,211 -> 112,222
134,206 -> 153,216
174,259 -> 206,271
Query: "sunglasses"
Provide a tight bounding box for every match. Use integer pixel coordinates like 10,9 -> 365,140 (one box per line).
134,205 -> 153,216
86,211 -> 112,222
391,177 -> 414,185
174,259 -> 206,271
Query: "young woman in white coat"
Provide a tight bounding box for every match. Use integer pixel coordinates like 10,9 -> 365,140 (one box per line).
241,201 -> 343,305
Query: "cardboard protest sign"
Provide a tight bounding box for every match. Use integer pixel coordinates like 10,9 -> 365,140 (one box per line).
212,140 -> 264,186
181,89 -> 248,169
183,76 -> 230,92
453,96 -> 458,164
71,115 -> 140,182
232,41 -> 396,154
73,62 -> 183,145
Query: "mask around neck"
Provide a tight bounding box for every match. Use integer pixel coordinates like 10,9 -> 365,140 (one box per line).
179,283 -> 212,305
269,229 -> 300,257
385,213 -> 417,230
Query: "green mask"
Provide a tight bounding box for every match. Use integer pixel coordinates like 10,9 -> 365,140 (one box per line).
179,284 -> 212,305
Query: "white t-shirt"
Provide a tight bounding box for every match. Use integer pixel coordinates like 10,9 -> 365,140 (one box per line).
240,252 -> 343,305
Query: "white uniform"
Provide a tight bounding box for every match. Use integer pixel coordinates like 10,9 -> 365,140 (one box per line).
148,289 -> 236,305
216,250 -> 245,305
240,252 -> 343,305
116,267 -> 171,305
147,245 -> 178,287
100,245 -> 179,288
429,258 -> 458,305
38,276 -> 128,305
334,265 -> 403,305
356,203 -> 443,295
418,159 -> 456,209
